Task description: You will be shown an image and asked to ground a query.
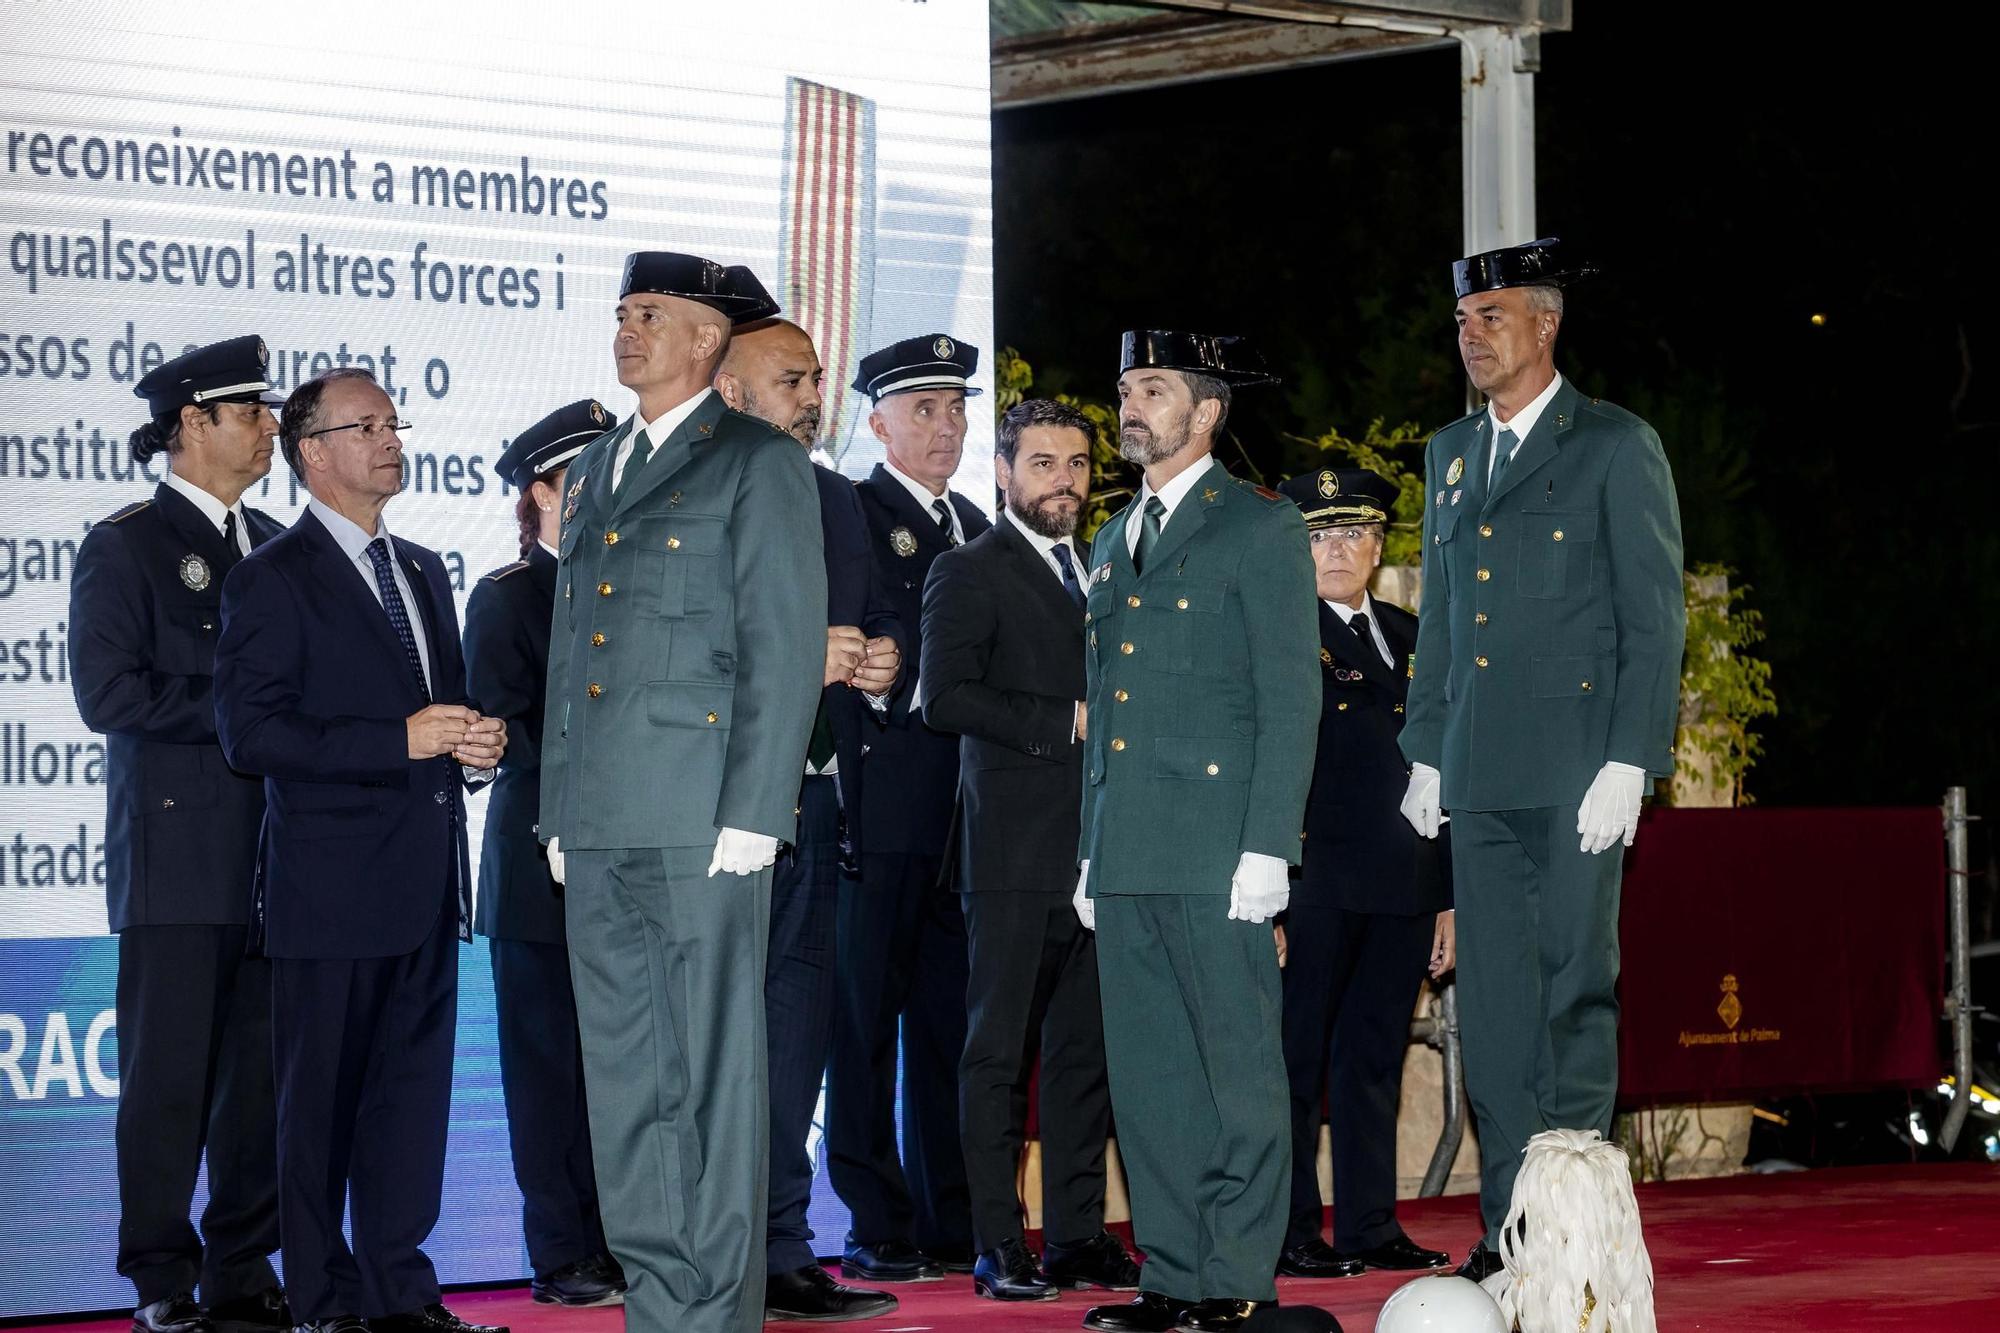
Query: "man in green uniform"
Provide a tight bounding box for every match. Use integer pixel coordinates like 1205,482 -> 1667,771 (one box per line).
539,251 -> 824,1333
1074,332 -> 1321,1333
1398,238 -> 1685,1280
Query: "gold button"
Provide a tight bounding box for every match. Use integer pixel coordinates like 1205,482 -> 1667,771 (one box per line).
1475,568 -> 1490,582
1581,680 -> 1593,692
1205,763 -> 1219,776
706,712 -> 719,724
1479,524 -> 1493,538
1114,689 -> 1129,703
604,531 -> 620,545
1120,642 -> 1134,655
1475,612 -> 1489,625
587,683 -> 602,697
1111,738 -> 1126,752
598,582 -> 613,596
1128,595 -> 1141,608
1176,597 -> 1189,610
1337,701 -> 1349,711
1475,656 -> 1489,668
1394,704 -> 1405,714
1553,530 -> 1565,542
590,632 -> 606,647
667,537 -> 682,550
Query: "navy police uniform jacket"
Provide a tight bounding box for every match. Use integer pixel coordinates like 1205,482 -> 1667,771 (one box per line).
814,463 -> 905,855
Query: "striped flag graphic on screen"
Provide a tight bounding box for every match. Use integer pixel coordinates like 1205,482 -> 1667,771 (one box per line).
779,77 -> 877,468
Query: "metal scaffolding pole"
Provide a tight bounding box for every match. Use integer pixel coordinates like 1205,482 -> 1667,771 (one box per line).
1940,785 -> 1977,1152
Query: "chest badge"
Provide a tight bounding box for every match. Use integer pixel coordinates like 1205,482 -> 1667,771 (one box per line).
1450,488 -> 1463,506
1319,647 -> 1334,668
178,553 -> 211,591
567,475 -> 586,499
1445,456 -> 1465,486
888,526 -> 918,557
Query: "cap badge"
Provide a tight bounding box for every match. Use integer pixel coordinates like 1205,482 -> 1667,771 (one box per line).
589,401 -> 605,425
256,339 -> 268,366
1317,470 -> 1339,499
932,336 -> 955,359
178,553 -> 211,591
889,526 -> 918,557
1445,456 -> 1464,486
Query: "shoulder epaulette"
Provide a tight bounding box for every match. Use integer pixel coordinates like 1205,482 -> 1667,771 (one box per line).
1228,475 -> 1287,505
102,499 -> 152,524
481,560 -> 530,583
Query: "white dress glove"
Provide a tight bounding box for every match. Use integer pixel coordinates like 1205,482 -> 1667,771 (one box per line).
1577,761 -> 1647,854
1227,851 -> 1290,924
708,827 -> 780,877
1400,763 -> 1443,839
1073,860 -> 1095,931
546,837 -> 566,885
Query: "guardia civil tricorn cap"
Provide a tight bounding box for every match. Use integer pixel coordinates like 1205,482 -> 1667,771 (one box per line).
620,251 -> 772,320
496,398 -> 613,489
1119,331 -> 1281,386
1279,468 -> 1398,530
1452,236 -> 1599,299
133,334 -> 285,417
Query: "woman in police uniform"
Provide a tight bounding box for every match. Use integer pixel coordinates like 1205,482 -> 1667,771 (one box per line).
464,399 -> 623,1308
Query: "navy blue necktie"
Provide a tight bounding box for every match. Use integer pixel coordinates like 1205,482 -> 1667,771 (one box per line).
365,537 -> 430,701
1051,543 -> 1086,611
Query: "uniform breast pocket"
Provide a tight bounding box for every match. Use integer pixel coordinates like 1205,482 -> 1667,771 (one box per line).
662,515 -> 726,617
1156,577 -> 1227,674
1518,509 -> 1597,599
1433,509 -> 1465,600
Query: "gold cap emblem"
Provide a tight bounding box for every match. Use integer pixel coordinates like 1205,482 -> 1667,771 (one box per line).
1317,470 -> 1338,499
256,339 -> 268,366
932,336 -> 955,360
589,401 -> 605,425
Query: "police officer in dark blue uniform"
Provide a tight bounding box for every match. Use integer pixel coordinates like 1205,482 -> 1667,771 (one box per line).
828,335 -> 990,1281
69,335 -> 290,1333
1274,469 -> 1454,1281
465,400 -> 626,1308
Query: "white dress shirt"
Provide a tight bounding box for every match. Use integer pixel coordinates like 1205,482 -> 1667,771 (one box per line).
1004,507 -> 1085,586
1127,454 -> 1216,558
1325,592 -> 1392,668
309,499 -> 433,694
611,387 -> 713,490
164,470 -> 251,557
1484,371 -> 1565,483
884,457 -> 966,546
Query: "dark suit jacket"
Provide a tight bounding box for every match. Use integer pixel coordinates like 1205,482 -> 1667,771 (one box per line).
465,545 -> 559,943
69,483 -> 284,931
1300,597 -> 1452,916
921,518 -> 1085,894
214,508 -> 474,960
853,462 -> 992,857
813,463 -> 905,858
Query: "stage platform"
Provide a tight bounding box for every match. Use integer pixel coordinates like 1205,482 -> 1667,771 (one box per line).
14,1165 -> 1996,1333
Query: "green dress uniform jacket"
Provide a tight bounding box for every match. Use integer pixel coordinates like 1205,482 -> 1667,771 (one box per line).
1400,378 -> 1684,810
540,395 -> 825,849
1079,458 -> 1322,892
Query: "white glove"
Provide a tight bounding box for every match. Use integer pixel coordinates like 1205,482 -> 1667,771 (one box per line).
546,837 -> 566,885
1577,761 -> 1647,854
1400,763 -> 1443,839
1072,861 -> 1095,931
707,827 -> 780,877
1227,851 -> 1290,924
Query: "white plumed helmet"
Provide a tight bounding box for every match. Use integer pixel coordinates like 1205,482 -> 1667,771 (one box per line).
1374,1275 -> 1507,1333
1495,1128 -> 1658,1333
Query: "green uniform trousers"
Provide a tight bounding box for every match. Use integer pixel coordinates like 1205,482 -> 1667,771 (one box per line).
565,847 -> 771,1333
1450,804 -> 1622,1245
1096,895 -> 1288,1303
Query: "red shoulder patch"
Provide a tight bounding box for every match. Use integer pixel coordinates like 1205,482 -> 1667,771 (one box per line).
1253,485 -> 1281,501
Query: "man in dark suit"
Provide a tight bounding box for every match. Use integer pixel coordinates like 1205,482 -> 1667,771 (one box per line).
1273,469 -> 1454,1282
714,315 -> 902,1323
921,399 -> 1141,1303
70,336 -> 289,1333
465,400 -> 624,1309
214,367 -> 507,1333
828,335 -> 990,1281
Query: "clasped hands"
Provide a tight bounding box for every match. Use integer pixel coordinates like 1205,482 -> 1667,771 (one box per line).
1399,760 -> 1647,854
826,625 -> 899,696
407,704 -> 506,768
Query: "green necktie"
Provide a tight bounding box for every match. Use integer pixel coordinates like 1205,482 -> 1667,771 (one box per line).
1132,495 -> 1166,574
612,426 -> 653,506
1488,427 -> 1517,496
807,697 -> 837,771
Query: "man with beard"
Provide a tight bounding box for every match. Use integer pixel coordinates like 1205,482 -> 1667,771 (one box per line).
1399,238 -> 1683,1282
1073,332 -> 1319,1333
920,399 -> 1142,1303
713,314 -> 903,1323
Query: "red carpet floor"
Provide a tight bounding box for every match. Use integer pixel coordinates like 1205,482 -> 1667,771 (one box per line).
18,1165 -> 1998,1333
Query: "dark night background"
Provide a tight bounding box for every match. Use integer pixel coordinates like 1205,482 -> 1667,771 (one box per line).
992,7 -> 2000,815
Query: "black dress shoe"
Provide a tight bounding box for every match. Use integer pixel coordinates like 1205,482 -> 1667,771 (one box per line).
1083,1291 -> 1187,1333
371,1304 -> 506,1333
1275,1239 -> 1363,1279
290,1319 -> 366,1333
1454,1240 -> 1504,1283
206,1289 -> 290,1333
532,1256 -> 625,1306
1176,1299 -> 1271,1332
922,1244 -> 976,1274
764,1264 -> 898,1321
971,1237 -> 1057,1302
1045,1230 -> 1142,1291
840,1235 -> 942,1282
135,1296 -> 211,1333
1349,1234 -> 1450,1272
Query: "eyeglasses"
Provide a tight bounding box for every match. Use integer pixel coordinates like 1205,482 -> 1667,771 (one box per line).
312,418 -> 410,442
1310,526 -> 1381,547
